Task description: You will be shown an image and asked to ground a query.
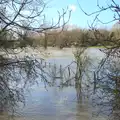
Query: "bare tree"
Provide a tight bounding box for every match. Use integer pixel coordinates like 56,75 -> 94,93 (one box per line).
0,0 -> 71,115
76,0 -> 120,119
0,0 -> 71,48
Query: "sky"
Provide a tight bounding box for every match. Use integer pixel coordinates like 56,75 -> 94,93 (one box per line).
44,0 -> 120,29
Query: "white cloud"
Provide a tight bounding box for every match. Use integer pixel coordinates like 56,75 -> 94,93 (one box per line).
69,4 -> 76,12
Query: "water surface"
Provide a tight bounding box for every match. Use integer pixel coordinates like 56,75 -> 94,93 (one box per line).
1,48 -> 107,120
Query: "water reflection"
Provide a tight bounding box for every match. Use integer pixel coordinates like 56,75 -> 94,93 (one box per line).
0,48 -> 117,120
11,57 -> 92,120
93,56 -> 120,120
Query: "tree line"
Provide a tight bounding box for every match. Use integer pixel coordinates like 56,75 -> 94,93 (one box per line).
1,24 -> 120,49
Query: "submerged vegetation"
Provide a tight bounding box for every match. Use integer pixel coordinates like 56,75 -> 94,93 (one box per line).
0,0 -> 120,120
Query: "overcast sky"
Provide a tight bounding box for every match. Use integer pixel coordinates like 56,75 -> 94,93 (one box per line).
45,0 -> 120,29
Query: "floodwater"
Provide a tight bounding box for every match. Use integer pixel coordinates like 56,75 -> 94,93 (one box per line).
0,48 -> 107,120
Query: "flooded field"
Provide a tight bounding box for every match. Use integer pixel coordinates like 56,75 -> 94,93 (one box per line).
0,48 -> 109,120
